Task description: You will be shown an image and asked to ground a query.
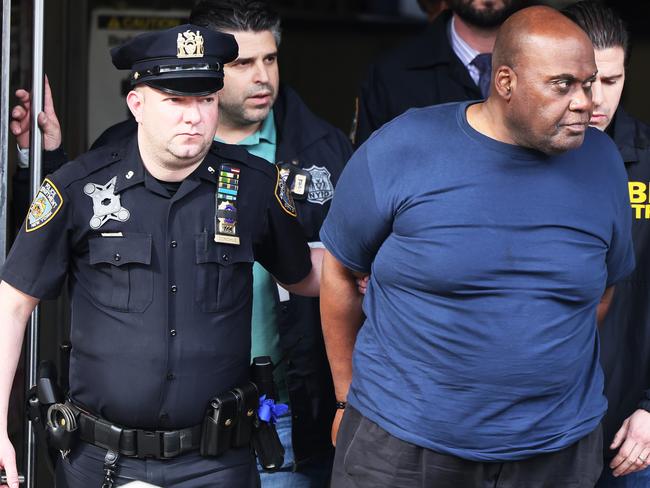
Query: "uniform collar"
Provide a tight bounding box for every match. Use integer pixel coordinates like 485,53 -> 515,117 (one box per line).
113,136 -> 146,194
113,136 -> 220,195
192,149 -> 223,183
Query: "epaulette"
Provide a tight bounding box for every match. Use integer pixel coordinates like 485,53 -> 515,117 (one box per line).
50,143 -> 127,189
210,141 -> 276,181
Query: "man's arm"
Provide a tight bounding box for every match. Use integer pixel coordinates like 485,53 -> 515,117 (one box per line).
279,247 -> 323,297
0,282 -> 40,488
320,250 -> 366,445
597,285 -> 615,325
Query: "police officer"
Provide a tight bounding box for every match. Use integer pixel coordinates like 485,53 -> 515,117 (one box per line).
0,23 -> 320,488
11,2 -> 352,484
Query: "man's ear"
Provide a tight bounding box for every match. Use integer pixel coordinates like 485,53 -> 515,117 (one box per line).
126,88 -> 145,123
494,65 -> 516,100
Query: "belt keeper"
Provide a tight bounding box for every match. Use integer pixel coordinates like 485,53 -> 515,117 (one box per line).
94,418 -> 123,452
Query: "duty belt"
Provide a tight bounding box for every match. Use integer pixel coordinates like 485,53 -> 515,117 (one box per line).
72,404 -> 201,459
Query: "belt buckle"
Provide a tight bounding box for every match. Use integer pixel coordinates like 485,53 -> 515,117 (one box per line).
136,430 -> 162,458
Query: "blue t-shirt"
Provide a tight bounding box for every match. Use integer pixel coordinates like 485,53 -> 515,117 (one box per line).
320,101 -> 635,461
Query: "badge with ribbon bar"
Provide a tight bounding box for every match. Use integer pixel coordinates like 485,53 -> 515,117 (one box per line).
215,164 -> 241,245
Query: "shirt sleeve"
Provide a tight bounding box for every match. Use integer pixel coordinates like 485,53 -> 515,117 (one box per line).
605,158 -> 636,287
255,167 -> 312,285
1,176 -> 71,299
319,144 -> 392,273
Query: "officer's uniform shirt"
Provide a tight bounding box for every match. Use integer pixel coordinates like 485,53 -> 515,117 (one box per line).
1,135 -> 311,431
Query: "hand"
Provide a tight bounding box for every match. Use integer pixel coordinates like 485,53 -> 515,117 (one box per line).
0,433 -> 19,488
10,75 -> 62,151
610,409 -> 650,477
331,408 -> 345,447
355,275 -> 369,295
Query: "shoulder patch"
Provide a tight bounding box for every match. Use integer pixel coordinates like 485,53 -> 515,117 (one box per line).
26,178 -> 63,232
275,166 -> 297,217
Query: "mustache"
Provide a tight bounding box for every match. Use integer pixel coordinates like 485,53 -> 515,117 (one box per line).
245,84 -> 275,97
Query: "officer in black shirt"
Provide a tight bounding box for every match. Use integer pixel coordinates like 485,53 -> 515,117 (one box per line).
0,24 -> 319,488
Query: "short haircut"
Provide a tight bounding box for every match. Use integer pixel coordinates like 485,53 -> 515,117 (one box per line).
190,0 -> 282,47
563,1 -> 629,62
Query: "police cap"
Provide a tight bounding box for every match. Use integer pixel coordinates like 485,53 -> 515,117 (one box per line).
111,23 -> 238,96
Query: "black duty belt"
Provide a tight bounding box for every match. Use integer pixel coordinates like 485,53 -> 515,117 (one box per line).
74,406 -> 201,459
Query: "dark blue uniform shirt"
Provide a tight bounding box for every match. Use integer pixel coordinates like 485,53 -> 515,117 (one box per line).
1,136 -> 311,431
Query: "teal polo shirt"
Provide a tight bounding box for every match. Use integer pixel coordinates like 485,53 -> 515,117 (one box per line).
216,112 -> 288,402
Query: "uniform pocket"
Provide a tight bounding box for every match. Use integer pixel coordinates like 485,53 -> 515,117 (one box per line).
194,231 -> 253,313
88,233 -> 153,312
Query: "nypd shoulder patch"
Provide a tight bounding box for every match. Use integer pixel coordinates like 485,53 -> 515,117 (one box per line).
275,166 -> 297,217
26,178 -> 63,232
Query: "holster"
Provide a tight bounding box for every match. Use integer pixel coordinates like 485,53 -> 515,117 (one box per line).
250,356 -> 285,471
26,360 -> 71,473
200,381 -> 258,457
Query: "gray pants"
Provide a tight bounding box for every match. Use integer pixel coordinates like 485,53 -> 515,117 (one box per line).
55,441 -> 259,487
332,406 -> 603,488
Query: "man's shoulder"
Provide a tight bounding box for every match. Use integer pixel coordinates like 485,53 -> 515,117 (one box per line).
372,101 -> 462,139
209,141 -> 277,181
274,85 -> 352,158
612,109 -> 650,161
370,13 -> 452,73
49,142 -> 130,190
583,126 -> 621,153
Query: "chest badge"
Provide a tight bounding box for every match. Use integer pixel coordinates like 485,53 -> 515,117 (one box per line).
84,176 -> 130,230
304,165 -> 334,205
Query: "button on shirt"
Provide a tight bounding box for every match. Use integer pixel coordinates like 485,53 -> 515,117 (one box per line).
1,136 -> 311,430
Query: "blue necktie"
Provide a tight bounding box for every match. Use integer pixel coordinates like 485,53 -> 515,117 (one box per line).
471,53 -> 492,99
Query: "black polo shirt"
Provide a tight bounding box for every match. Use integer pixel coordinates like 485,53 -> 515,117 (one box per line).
1,136 -> 311,431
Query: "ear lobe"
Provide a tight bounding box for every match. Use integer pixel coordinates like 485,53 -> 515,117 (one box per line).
494,66 -> 515,100
126,90 -> 144,123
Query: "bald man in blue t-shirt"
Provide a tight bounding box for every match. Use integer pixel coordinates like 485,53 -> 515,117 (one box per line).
320,6 -> 635,488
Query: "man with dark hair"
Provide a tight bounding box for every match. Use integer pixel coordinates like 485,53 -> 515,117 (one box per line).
564,2 -> 650,486
321,6 -> 634,487
353,0 -> 525,145
0,23 -> 322,488
10,1 -> 350,486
